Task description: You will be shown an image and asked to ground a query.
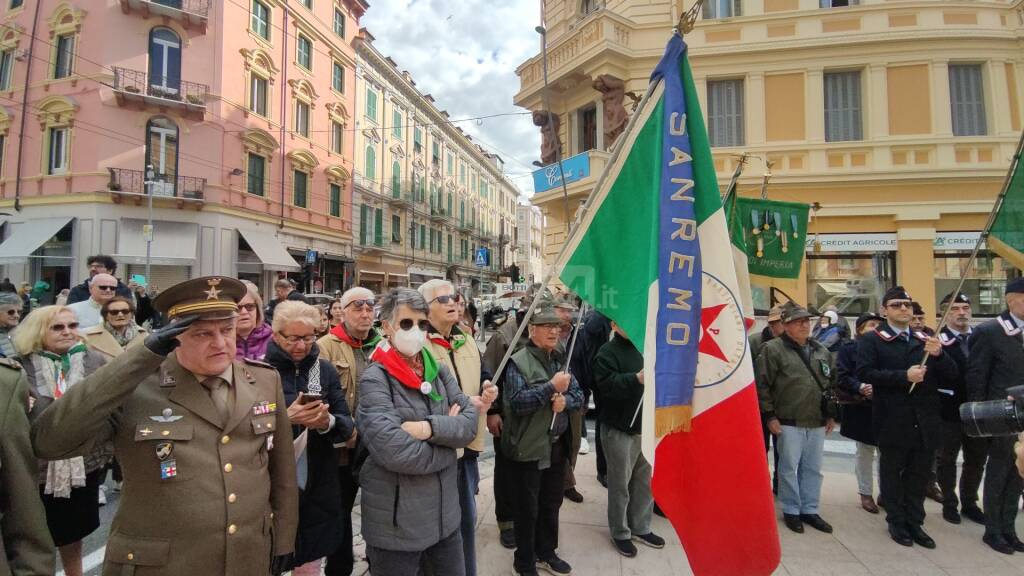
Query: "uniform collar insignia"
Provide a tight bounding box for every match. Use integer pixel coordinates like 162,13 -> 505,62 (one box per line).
998,312 -> 1022,336
876,327 -> 897,341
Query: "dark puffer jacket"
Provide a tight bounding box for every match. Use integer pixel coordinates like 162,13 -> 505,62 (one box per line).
264,341 -> 353,565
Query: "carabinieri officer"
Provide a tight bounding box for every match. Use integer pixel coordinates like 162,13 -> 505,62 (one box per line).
31,276 -> 298,575
856,285 -> 957,550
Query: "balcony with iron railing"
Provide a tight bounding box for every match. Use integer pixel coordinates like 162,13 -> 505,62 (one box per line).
383,181 -> 417,206
111,67 -> 208,118
106,167 -> 206,206
120,0 -> 210,32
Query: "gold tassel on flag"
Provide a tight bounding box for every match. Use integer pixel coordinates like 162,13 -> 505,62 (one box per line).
656,404 -> 693,436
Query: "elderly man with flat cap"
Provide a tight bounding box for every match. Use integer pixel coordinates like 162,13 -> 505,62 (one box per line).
856,285 -> 956,549
968,278 -> 1024,555
31,276 -> 298,575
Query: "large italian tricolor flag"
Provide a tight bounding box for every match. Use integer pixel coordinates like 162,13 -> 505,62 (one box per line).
557,34 -> 779,576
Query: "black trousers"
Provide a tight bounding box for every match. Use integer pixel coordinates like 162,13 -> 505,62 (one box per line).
983,437 -> 1023,537
592,391 -> 607,477
761,414 -> 780,489
510,437 -> 569,573
936,420 -> 987,511
493,434 -> 516,529
879,443 -> 931,527
324,465 -> 360,576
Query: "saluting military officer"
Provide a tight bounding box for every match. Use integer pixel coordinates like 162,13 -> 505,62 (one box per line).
31,276 -> 298,575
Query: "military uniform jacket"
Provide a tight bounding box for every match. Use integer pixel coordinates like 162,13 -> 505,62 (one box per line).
966,312 -> 1024,403
937,326 -> 971,422
31,344 -> 298,576
855,326 -> 958,449
0,361 -> 54,576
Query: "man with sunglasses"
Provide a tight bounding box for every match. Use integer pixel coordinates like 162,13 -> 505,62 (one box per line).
0,291 -> 22,358
856,286 -> 956,549
317,287 -> 381,576
66,273 -> 120,330
420,280 -> 496,576
66,255 -> 133,305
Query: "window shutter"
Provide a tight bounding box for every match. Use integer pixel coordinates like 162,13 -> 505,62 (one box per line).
824,71 -> 862,142
949,64 -> 987,137
360,204 -> 368,245
733,0 -> 741,17
374,208 -> 383,245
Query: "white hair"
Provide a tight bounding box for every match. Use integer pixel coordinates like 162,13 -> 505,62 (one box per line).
340,286 -> 374,309
418,279 -> 454,303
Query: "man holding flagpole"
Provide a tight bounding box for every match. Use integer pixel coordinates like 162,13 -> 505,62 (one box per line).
856,286 -> 956,549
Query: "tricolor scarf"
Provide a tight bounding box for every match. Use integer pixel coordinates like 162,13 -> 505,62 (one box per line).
33,343 -> 89,498
428,325 -> 468,351
370,341 -> 443,402
330,325 -> 382,351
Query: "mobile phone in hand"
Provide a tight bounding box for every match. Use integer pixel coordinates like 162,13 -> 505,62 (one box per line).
298,393 -> 322,405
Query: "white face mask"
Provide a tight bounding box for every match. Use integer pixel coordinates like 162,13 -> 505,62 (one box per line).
392,326 -> 426,356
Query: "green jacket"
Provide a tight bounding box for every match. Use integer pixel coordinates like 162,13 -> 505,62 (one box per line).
0,360 -> 55,576
593,334 -> 644,435
501,344 -> 583,469
756,334 -> 836,427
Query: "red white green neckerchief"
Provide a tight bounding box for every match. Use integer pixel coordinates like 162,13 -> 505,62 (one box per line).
428,325 -> 467,351
370,341 -> 442,401
331,325 -> 381,351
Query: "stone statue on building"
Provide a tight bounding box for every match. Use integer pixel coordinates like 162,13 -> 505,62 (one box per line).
592,74 -> 638,147
532,110 -> 562,166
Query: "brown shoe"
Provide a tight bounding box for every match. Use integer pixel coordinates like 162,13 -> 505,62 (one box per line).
861,494 -> 879,514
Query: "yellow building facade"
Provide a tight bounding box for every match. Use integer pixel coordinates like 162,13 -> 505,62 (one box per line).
353,31 -> 518,294
515,0 -> 1024,318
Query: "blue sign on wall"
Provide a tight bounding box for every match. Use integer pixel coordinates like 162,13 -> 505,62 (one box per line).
474,248 -> 490,268
532,152 -> 591,194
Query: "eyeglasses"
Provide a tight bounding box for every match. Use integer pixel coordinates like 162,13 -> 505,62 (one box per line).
279,333 -> 316,345
95,285 -> 118,292
3,309 -> 18,316
398,319 -> 431,331
345,299 -> 375,310
106,309 -> 132,317
50,322 -> 79,332
886,301 -> 912,309
430,294 -> 458,305
237,303 -> 258,313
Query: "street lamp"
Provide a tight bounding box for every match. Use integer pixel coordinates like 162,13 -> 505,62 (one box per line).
143,164 -> 156,283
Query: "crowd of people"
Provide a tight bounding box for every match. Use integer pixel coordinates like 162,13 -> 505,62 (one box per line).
753,281 -> 1024,555
6,251 -> 1024,576
0,257 -> 669,576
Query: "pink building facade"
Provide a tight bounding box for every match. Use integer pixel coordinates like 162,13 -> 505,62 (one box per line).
0,0 -> 364,299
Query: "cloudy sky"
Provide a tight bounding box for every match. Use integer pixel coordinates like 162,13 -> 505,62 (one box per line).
362,0 -> 542,198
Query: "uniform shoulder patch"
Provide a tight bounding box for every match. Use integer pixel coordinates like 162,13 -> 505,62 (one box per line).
0,357 -> 22,370
242,357 -> 272,368
875,327 -> 897,342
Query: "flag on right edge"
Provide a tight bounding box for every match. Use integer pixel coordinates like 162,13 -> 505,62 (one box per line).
557,33 -> 780,576
988,150 -> 1024,269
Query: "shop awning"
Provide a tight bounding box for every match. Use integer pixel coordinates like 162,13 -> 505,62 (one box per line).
0,217 -> 73,264
238,229 -> 301,272
114,219 -> 198,266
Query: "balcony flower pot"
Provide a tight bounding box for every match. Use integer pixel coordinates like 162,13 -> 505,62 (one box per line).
186,94 -> 204,106
123,85 -> 140,94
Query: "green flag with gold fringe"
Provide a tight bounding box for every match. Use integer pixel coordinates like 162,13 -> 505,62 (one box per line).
725,197 -> 809,280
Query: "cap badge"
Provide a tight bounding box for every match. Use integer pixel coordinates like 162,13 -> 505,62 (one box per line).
204,278 -> 222,301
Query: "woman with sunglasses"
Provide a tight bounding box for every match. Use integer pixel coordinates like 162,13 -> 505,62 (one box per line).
235,280 -> 273,361
14,306 -> 109,576
80,297 -> 148,360
358,288 -> 480,575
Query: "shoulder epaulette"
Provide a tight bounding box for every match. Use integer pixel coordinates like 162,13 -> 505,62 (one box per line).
241,357 -> 273,369
0,357 -> 22,370
998,313 -> 1022,336
938,328 -> 958,347
912,331 -> 930,342
875,327 -> 897,342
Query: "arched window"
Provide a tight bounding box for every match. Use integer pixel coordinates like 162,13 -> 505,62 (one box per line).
146,116 -> 179,196
391,161 -> 400,198
365,145 -> 375,180
149,27 -> 181,96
